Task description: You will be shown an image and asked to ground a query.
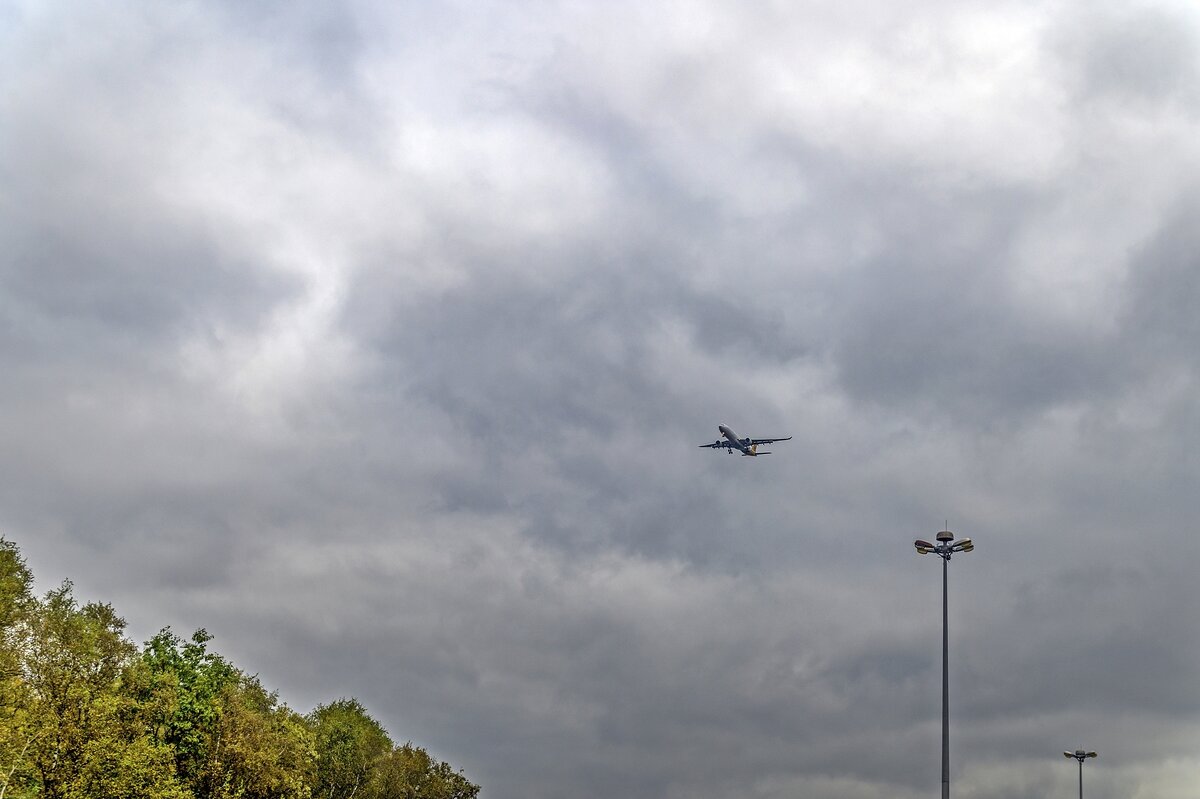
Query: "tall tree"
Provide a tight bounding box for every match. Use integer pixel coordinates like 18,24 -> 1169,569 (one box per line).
365,744 -> 479,799
138,628 -> 317,799
68,685 -> 186,799
0,550 -> 181,798
0,539 -> 36,799
13,582 -> 137,798
200,674 -> 314,799
0,542 -> 481,799
139,627 -> 239,794
0,540 -> 32,642
309,699 -> 392,799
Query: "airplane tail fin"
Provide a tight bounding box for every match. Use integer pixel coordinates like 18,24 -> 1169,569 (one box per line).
742,449 -> 771,456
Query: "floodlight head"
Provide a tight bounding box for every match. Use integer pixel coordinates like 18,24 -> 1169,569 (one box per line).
953,538 -> 974,552
1086,752 -> 1097,759
1064,752 -> 1074,758
936,529 -> 954,542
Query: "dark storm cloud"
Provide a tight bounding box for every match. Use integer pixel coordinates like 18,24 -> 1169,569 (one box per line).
829,185 -> 1120,426
964,560 -> 1200,718
0,207 -> 299,359
199,540 -> 942,799
4,2 -> 1200,799
338,255 -> 809,571
347,263 -> 802,435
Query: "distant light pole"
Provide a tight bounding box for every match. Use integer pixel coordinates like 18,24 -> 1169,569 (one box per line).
914,529 -> 974,799
1064,749 -> 1097,799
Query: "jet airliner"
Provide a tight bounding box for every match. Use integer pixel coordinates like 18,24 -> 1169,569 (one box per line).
699,425 -> 791,456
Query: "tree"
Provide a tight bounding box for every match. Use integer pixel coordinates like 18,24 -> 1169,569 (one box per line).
138,627 -> 239,794
309,699 -> 392,799
138,627 -> 317,798
68,686 -> 186,799
9,581 -> 139,798
0,540 -> 32,642
200,674 -> 314,799
0,539 -> 36,799
0,543 -> 480,799
365,744 -> 479,799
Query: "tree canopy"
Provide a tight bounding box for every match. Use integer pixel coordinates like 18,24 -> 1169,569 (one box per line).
0,539 -> 478,799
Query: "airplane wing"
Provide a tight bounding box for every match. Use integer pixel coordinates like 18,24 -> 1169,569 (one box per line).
699,441 -> 734,449
749,436 -> 791,445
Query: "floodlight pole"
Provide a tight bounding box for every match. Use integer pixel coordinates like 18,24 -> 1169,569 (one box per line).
913,530 -> 974,799
1064,749 -> 1097,799
941,550 -> 949,799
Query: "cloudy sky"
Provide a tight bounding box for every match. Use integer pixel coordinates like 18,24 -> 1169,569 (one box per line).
4,1 -> 1200,797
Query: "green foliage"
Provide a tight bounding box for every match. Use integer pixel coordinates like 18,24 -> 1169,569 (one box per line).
137,629 -> 318,799
365,744 -> 480,799
199,675 -> 314,799
68,689 -> 186,799
0,540 -> 33,640
139,627 -> 239,792
17,582 -> 137,799
0,541 -> 479,799
309,698 -> 392,799
0,539 -> 37,799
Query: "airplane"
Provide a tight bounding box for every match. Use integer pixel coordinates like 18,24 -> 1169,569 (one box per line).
699,425 -> 791,456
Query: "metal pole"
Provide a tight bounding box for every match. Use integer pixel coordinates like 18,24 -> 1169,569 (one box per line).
1078,757 -> 1083,799
942,555 -> 949,799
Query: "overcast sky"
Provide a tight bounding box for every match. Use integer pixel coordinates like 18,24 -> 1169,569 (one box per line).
4,1 -> 1200,797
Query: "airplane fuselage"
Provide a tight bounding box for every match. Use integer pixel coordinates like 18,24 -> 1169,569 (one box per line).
700,425 -> 789,456
700,422 -> 792,453
718,425 -> 756,455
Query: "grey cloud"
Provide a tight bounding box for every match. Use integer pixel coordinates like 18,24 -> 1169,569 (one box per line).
338,257 -> 813,568
1124,187 -> 1200,361
964,560 -> 1200,722
5,3 -> 1200,799
191,545 -> 944,799
829,191 -> 1119,425
0,211 -> 299,359
213,1 -> 365,80
346,264 -> 803,434
1069,5 -> 1200,107
0,5 -> 305,367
